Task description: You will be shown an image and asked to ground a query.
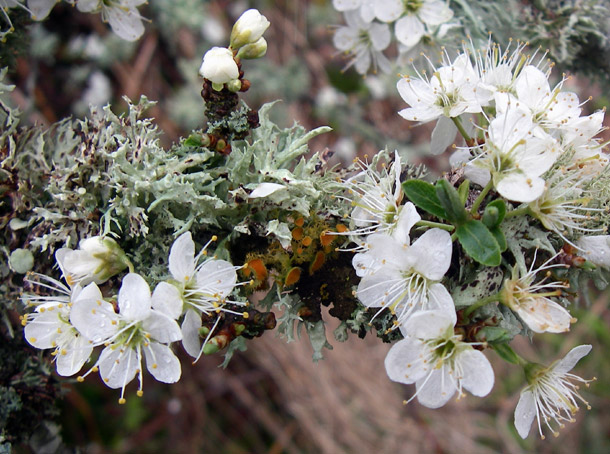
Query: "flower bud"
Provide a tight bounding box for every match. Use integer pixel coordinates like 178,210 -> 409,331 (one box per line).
199,47 -> 239,85
229,9 -> 270,50
236,37 -> 267,60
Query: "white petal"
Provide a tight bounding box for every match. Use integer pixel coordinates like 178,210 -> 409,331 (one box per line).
105,6 -> 145,42
56,334 -> 93,376
24,311 -> 62,349
391,202 -> 421,244
495,173 -> 545,203
384,337 -> 428,384
333,26 -> 358,51
118,273 -> 151,321
415,367 -> 455,408
394,15 -> 424,48
553,344 -> 592,374
403,310 -> 454,339
459,349 -> 494,397
28,0 -> 56,20
195,260 -> 237,298
76,0 -> 99,13
515,66 -> 551,109
142,311 -> 182,344
69,298 -> 119,343
419,0 -> 453,25
369,22 -> 391,50
430,116 -> 458,155
357,266 -> 404,308
514,390 -> 536,439
74,282 -> 103,303
144,343 -> 181,383
409,228 -> 452,280
151,282 -> 183,319
181,309 -> 202,358
374,0 -> 403,22
249,182 -> 286,198
515,297 -> 572,333
426,283 -> 456,323
169,232 -> 195,282
98,346 -> 138,389
333,0 -> 361,11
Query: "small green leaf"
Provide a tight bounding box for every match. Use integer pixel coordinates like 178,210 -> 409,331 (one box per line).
436,179 -> 468,224
492,343 -> 521,365
477,326 -> 514,344
402,180 -> 448,220
457,179 -> 470,205
482,199 -> 506,228
456,220 -> 502,266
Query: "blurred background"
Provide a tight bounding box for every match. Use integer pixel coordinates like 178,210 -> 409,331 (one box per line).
5,1 -> 610,453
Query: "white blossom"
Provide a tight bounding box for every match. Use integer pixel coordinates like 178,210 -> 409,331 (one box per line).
165,232 -> 242,360
333,10 -> 391,75
515,345 -> 593,439
464,93 -> 559,203
70,273 -> 182,403
23,276 -> 102,376
501,253 -> 574,334
77,0 -> 147,42
385,310 -> 494,408
374,0 -> 453,49
355,227 -> 455,328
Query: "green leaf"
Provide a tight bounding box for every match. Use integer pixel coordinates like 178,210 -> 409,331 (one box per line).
457,179 -> 470,205
492,343 -> 521,365
435,179 -> 468,224
490,226 -> 507,252
482,199 -> 506,228
477,326 -> 514,344
456,220 -> 502,266
402,180 -> 448,220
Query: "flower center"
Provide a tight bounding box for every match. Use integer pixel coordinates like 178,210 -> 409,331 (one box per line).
403,0 -> 424,13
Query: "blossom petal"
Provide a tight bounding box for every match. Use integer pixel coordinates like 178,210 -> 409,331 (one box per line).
459,349 -> 494,397
169,232 -> 195,282
142,311 -> 182,344
105,5 -> 145,42
403,310 -> 454,339
415,367 -> 455,408
419,0 -> 453,25
196,260 -> 237,299
409,228 -> 452,280
98,346 -> 139,389
553,344 -> 592,375
394,15 -> 424,48
374,0 -> 403,22
426,283 -> 456,323
495,172 -> 546,203
515,297 -> 572,333
56,334 -> 93,376
430,116 -> 458,155
144,343 -> 181,383
151,282 -> 183,319
118,273 -> 151,321
514,389 -> 536,439
385,337 -> 428,384
69,298 -> 119,343
28,0 -> 56,20
181,309 -> 202,358
24,311 -> 62,349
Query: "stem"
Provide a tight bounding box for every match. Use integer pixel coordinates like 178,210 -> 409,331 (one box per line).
463,291 -> 502,317
415,220 -> 454,232
470,180 -> 494,215
504,205 -> 531,218
452,116 -> 472,143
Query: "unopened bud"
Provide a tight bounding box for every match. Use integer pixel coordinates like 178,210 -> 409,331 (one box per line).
230,9 -> 270,50
199,47 -> 239,85
236,37 -> 267,59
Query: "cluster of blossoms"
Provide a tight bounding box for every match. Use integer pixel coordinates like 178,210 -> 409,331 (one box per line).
337,39 -> 608,438
1,0 -> 147,41
332,0 -> 455,74
21,233 -> 242,402
199,9 -> 270,91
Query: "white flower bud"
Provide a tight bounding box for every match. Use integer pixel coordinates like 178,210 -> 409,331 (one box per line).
199,47 -> 239,85
230,9 -> 270,50
236,37 -> 267,60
